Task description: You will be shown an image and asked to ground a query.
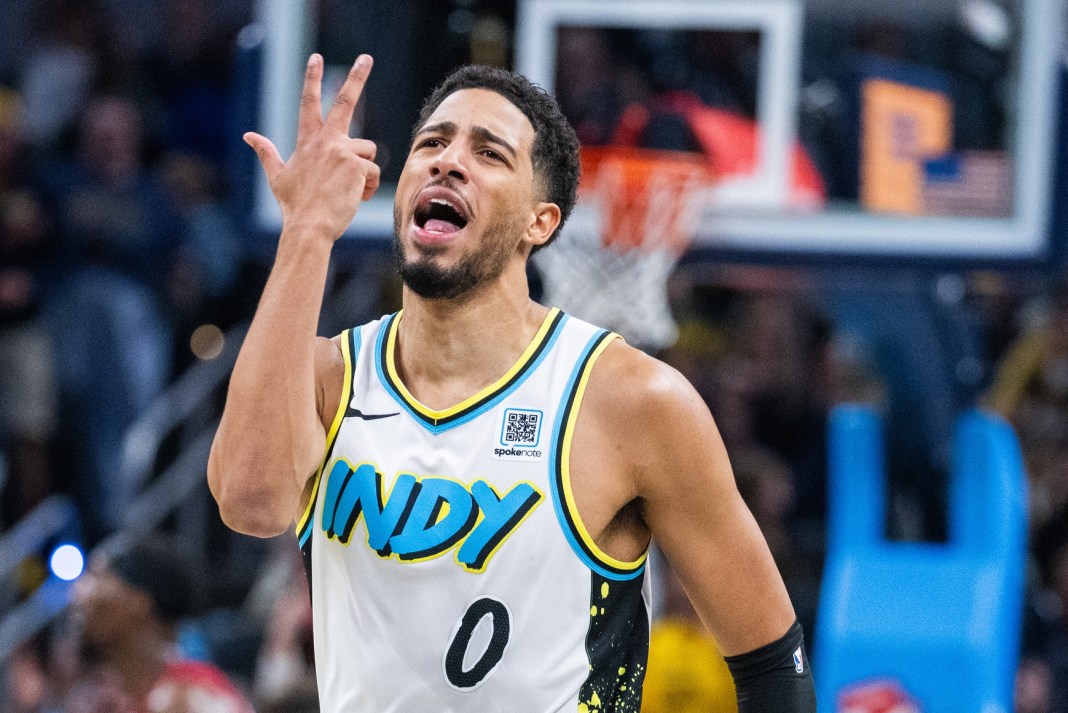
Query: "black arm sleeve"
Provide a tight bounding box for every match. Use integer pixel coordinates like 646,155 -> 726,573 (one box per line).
723,619 -> 817,713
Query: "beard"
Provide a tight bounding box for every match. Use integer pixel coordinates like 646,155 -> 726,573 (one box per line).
392,207 -> 522,300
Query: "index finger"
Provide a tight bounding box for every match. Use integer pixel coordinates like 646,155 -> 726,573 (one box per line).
325,54 -> 373,134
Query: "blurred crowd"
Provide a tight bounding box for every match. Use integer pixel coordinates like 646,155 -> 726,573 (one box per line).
984,283 -> 1068,713
644,267 -> 1068,712
0,1 -> 266,705
0,0 -> 256,538
0,1 -> 1065,712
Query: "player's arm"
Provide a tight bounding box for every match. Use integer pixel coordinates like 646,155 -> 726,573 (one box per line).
207,54 -> 380,537
594,342 -> 816,710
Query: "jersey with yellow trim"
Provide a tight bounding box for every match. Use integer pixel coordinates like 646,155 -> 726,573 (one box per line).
296,308 -> 652,713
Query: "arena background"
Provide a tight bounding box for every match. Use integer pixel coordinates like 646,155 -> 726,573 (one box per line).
0,0 -> 1066,711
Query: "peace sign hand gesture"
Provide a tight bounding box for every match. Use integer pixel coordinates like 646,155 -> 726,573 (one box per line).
244,53 -> 380,243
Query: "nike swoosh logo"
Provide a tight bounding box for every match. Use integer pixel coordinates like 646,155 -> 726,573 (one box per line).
347,407 -> 400,420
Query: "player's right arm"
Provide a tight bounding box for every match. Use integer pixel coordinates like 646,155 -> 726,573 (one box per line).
208,54 -> 380,537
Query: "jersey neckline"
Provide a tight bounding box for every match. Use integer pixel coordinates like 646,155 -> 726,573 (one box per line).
376,307 -> 567,432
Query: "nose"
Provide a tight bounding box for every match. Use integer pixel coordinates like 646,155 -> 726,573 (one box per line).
428,142 -> 468,183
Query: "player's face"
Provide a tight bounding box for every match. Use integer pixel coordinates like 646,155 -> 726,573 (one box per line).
393,88 -> 540,299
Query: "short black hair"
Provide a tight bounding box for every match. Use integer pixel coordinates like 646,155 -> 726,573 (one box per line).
414,65 -> 580,250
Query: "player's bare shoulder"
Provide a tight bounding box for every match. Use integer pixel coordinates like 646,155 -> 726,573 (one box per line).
581,338 -> 713,467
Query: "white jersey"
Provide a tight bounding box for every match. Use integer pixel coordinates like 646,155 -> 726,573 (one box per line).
297,308 -> 652,713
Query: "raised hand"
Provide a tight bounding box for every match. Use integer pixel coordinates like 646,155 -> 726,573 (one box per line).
244,53 -> 381,242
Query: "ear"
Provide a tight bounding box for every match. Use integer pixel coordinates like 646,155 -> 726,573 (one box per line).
524,201 -> 561,250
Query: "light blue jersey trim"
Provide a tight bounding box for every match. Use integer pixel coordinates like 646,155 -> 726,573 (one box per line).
548,330 -> 646,582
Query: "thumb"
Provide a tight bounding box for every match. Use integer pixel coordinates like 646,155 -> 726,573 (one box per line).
244,132 -> 284,182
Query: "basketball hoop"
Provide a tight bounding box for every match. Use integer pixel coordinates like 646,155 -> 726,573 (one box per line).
535,146 -> 715,351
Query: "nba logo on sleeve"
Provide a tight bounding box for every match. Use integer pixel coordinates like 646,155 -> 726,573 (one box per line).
494,409 -> 543,460
793,646 -> 804,673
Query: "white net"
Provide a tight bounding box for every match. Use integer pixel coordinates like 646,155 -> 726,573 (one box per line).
535,149 -> 713,351
535,207 -> 682,350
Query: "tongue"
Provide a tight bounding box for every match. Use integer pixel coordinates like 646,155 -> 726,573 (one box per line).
424,219 -> 461,235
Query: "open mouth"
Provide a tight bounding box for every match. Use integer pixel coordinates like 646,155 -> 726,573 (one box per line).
414,197 -> 469,235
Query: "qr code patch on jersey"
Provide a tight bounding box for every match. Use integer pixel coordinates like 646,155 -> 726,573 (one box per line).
501,409 -> 542,447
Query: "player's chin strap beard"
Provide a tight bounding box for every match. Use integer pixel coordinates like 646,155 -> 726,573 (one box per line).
391,233 -> 487,300
390,216 -> 519,301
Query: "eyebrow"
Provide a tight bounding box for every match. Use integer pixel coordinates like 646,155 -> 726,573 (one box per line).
415,121 -> 518,161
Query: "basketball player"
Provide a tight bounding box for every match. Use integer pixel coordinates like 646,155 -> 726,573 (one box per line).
209,54 -> 816,712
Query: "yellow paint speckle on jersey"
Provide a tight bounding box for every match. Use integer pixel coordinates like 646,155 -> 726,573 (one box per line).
600,607 -> 605,615
618,666 -> 626,676
601,582 -> 609,598
591,692 -> 602,707
590,605 -> 598,617
578,704 -> 589,713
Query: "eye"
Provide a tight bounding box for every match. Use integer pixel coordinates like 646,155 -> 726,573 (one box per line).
417,137 -> 443,150
480,148 -> 507,163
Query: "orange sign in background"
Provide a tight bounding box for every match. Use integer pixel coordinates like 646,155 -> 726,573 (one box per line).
860,79 -> 953,215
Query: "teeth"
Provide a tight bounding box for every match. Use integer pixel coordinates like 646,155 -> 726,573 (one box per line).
416,195 -> 467,229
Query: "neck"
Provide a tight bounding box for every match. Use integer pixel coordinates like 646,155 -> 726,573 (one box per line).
395,260 -> 549,409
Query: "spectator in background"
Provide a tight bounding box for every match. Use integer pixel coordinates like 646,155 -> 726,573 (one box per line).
51,96 -> 179,286
251,572 -> 314,708
160,153 -> 241,306
984,281 -> 1068,532
1,641 -> 51,713
68,539 -> 254,713
0,618 -> 84,713
724,294 -> 832,528
0,87 -> 57,527
43,95 -> 179,536
18,0 -> 115,151
1018,506 -> 1068,713
985,280 -> 1068,713
240,538 -> 315,708
258,682 -> 318,713
159,152 -> 244,370
143,0 -> 236,160
1016,657 -> 1053,713
554,27 -> 632,146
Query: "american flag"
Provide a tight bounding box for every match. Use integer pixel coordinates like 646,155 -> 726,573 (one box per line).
922,150 -> 1013,217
